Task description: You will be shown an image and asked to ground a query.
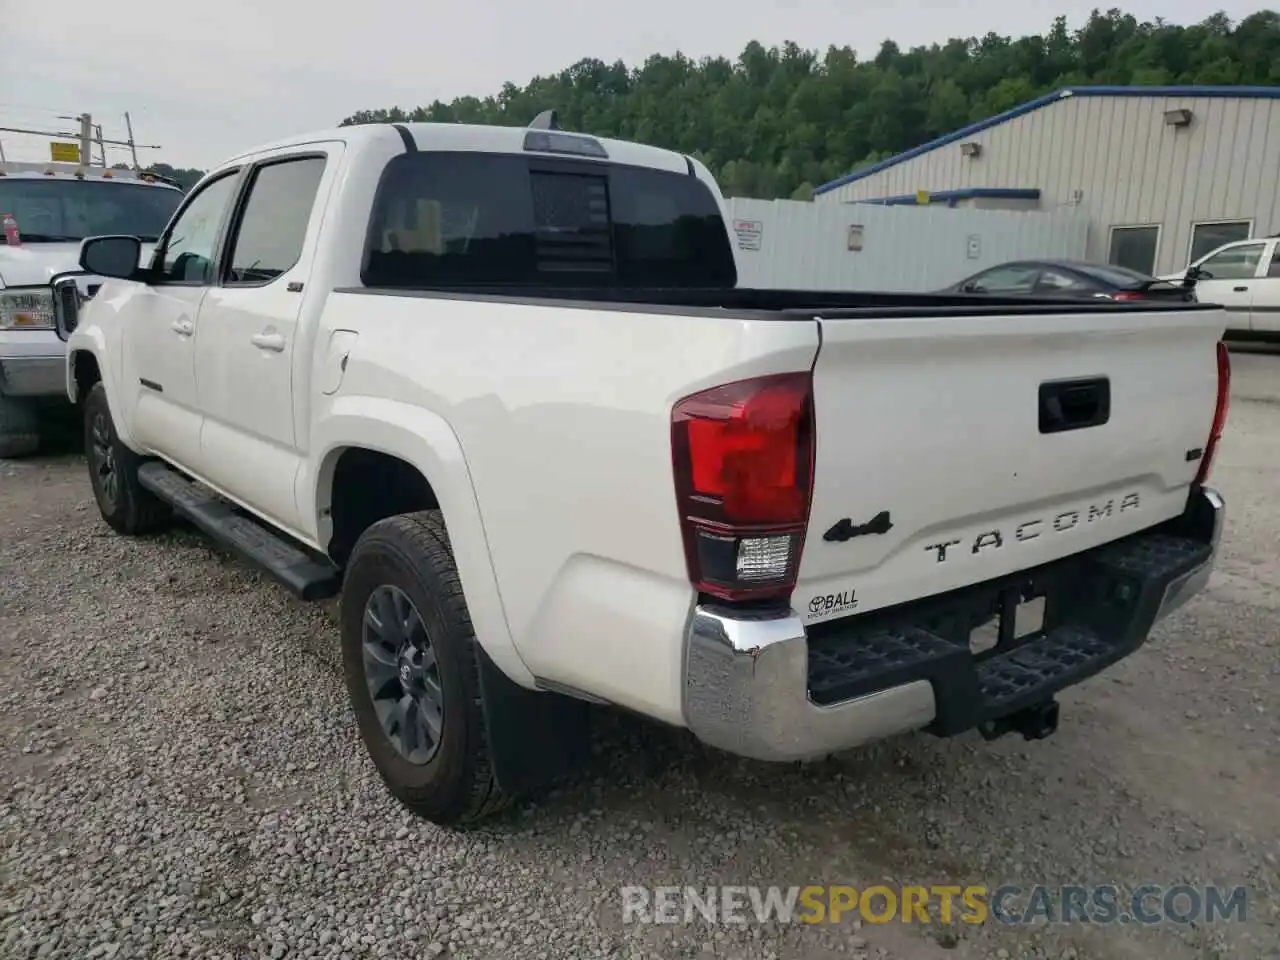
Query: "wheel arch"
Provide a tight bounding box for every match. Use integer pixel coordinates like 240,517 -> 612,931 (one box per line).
67,327 -> 142,452
310,398 -> 533,687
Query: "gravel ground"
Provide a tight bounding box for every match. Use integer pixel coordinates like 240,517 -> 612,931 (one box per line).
2,349 -> 1279,960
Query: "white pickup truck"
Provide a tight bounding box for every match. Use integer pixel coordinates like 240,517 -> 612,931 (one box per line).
0,162 -> 180,457
67,117 -> 1230,825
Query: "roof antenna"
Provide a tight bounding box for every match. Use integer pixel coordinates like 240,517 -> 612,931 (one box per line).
529,110 -> 561,131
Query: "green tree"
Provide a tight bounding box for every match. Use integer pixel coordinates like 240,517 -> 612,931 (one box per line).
111,161 -> 206,191
340,9 -> 1280,199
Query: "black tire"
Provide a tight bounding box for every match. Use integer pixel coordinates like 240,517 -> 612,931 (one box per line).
0,394 -> 40,459
83,382 -> 171,536
341,510 -> 510,826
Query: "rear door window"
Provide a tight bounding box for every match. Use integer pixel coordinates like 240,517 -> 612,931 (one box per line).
964,264 -> 1041,294
224,156 -> 327,285
362,152 -> 737,289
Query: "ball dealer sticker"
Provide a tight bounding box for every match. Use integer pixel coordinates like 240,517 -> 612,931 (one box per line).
806,587 -> 858,621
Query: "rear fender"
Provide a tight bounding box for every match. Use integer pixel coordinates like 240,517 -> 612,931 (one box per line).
309,396 -> 534,688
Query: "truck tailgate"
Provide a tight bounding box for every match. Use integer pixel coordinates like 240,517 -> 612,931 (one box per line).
796,306 -> 1225,624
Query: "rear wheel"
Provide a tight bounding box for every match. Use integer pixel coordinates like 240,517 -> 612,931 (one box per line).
83,382 -> 170,535
341,510 -> 510,825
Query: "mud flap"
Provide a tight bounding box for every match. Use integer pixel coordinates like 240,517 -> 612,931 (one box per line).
475,647 -> 592,797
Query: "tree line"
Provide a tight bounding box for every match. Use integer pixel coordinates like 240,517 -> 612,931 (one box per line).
168,9 -> 1280,201
109,162 -> 207,191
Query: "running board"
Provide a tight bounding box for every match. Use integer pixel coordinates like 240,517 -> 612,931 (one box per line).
137,461 -> 341,601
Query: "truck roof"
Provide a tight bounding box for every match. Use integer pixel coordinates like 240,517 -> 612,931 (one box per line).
224,121 -> 696,178
0,162 -> 182,189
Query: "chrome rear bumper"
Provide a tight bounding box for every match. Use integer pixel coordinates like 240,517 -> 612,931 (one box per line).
682,486 -> 1224,763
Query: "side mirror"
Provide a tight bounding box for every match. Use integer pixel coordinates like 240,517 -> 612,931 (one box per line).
79,235 -> 143,280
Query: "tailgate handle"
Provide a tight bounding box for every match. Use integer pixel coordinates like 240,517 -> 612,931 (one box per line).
1039,377 -> 1110,434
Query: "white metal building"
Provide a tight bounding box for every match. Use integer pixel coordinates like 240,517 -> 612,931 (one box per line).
812,85 -> 1280,278
724,197 -> 1088,291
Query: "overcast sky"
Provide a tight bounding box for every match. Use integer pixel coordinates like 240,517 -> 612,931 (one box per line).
0,0 -> 1263,170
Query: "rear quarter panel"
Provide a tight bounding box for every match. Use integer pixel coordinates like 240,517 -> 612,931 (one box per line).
310,291 -> 819,723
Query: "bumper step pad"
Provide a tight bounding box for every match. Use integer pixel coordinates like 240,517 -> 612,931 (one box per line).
806,529 -> 1212,737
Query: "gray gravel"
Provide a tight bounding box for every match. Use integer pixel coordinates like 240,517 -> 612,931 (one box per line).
3,349 -> 1279,960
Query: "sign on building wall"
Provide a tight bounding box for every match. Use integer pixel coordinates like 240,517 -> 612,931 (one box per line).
733,218 -> 763,251
966,234 -> 981,259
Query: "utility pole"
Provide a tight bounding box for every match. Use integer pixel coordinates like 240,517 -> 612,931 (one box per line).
78,113 -> 93,166
124,112 -> 140,170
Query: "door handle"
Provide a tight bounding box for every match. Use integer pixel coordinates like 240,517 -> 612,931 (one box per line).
251,331 -> 286,353
1233,286 -> 1249,292
171,318 -> 194,337
1039,377 -> 1111,434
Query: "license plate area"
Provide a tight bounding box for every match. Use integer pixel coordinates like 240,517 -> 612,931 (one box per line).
969,586 -> 1046,660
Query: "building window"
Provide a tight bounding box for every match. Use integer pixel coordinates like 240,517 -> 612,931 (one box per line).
1108,225 -> 1159,276
1189,221 -> 1252,264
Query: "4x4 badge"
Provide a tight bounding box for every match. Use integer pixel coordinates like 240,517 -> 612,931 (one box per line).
824,510 -> 893,543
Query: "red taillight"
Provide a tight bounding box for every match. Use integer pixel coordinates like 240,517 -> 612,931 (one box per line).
671,372 -> 815,603
1196,341 -> 1231,484
1112,291 -> 1146,301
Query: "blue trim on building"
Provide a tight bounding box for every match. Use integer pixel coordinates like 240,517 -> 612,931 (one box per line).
855,187 -> 1041,206
813,85 -> 1280,196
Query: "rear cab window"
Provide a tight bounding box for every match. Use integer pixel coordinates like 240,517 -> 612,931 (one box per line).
360,151 -> 737,290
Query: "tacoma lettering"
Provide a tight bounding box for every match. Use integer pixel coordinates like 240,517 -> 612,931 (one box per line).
926,493 -> 1141,563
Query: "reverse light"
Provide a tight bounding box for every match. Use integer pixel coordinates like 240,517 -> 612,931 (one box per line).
1195,340 -> 1231,485
671,372 -> 815,603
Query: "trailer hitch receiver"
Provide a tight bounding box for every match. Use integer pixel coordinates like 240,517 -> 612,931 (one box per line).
978,699 -> 1060,742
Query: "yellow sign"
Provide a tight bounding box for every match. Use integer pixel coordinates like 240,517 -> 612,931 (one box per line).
915,189 -> 930,205
49,141 -> 81,163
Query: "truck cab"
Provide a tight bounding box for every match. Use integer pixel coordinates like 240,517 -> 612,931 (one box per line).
0,162 -> 182,457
